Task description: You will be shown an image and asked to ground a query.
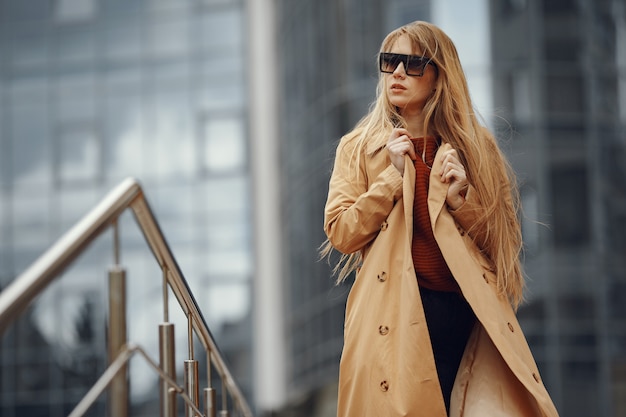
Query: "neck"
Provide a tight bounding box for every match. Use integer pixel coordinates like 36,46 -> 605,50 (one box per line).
401,109 -> 427,138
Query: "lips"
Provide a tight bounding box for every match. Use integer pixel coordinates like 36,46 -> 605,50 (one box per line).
390,83 -> 407,91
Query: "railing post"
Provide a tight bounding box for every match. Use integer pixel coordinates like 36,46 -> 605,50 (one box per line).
159,322 -> 177,417
204,350 -> 217,417
108,265 -> 128,417
159,267 -> 177,417
184,315 -> 200,416
204,386 -> 217,417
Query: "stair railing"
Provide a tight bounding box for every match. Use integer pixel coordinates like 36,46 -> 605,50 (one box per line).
0,177 -> 253,417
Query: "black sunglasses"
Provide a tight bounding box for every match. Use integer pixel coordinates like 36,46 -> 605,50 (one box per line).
379,52 -> 435,77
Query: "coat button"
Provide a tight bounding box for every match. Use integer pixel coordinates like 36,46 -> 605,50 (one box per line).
380,380 -> 389,391
507,322 -> 514,332
377,271 -> 387,282
533,372 -> 540,383
381,220 -> 388,231
378,325 -> 389,336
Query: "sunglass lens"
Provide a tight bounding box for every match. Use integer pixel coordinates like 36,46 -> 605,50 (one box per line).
406,57 -> 427,76
380,53 -> 400,73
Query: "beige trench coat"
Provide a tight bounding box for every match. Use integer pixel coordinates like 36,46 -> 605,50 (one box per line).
324,132 -> 559,417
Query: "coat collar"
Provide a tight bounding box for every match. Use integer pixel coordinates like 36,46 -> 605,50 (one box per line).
365,134 -> 387,155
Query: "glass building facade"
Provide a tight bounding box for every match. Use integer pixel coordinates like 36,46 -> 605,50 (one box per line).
490,0 -> 626,416
0,1 -> 253,416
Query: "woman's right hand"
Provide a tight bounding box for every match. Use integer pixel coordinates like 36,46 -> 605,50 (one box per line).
386,128 -> 416,175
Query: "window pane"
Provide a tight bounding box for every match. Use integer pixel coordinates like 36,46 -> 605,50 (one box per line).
55,29 -> 96,65
202,115 -> 245,173
9,35 -> 48,71
103,94 -> 143,181
11,192 -> 51,271
144,90 -> 194,178
200,9 -> 242,51
205,282 -> 250,328
53,0 -> 98,23
200,77 -> 245,110
147,17 -> 189,58
58,124 -> 100,184
104,20 -> 142,63
9,75 -> 47,103
551,165 -> 590,246
56,73 -> 95,122
10,102 -> 51,186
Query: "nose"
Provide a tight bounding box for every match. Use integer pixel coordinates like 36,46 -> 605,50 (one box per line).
392,61 -> 407,77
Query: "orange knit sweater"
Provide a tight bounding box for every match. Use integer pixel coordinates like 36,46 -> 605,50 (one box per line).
411,137 -> 460,293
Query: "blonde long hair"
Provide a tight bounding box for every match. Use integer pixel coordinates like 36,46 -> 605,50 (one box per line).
322,21 -> 524,308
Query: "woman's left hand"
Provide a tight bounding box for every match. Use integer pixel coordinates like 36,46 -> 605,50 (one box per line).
439,148 -> 469,210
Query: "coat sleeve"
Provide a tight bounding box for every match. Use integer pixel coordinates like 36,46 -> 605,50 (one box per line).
324,135 -> 403,254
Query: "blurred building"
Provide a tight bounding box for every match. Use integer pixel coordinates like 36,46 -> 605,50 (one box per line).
2,0 -> 626,417
0,0 -> 253,416
489,0 -> 626,416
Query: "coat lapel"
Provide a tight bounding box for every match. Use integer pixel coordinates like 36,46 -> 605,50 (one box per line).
402,154 -> 416,240
427,143 -> 451,228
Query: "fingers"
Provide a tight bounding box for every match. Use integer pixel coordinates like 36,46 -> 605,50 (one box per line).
439,149 -> 465,183
439,148 -> 469,210
386,128 -> 416,175
387,128 -> 416,160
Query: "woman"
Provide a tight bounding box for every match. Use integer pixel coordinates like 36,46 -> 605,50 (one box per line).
322,21 -> 559,417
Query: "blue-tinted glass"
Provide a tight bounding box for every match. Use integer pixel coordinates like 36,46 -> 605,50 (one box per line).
2,1 -> 51,21
202,115 -> 246,173
104,20 -> 142,63
200,9 -> 242,51
58,125 -> 100,184
201,50 -> 243,76
56,73 -> 96,122
151,182 -> 194,247
56,187 -> 100,230
11,191 -> 51,272
9,35 -> 48,71
10,102 -> 52,187
9,74 -> 47,103
53,0 -> 98,24
144,89 -> 194,179
103,94 -> 143,181
200,75 -> 245,111
54,28 -> 96,65
205,282 -> 250,328
147,17 -> 190,58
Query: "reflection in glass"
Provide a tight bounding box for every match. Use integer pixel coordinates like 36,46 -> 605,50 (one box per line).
206,282 -> 250,327
202,115 -> 245,173
54,29 -> 96,64
200,9 -> 242,51
104,21 -> 142,63
145,89 -> 194,178
11,192 -> 51,272
57,125 -> 100,184
10,102 -> 51,187
53,0 -> 98,23
104,94 -> 143,180
147,17 -> 190,59
9,36 -> 47,70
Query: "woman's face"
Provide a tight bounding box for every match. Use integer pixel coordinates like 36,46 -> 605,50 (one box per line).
383,35 -> 437,117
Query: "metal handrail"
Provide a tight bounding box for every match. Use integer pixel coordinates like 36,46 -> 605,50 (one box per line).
0,177 -> 253,417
